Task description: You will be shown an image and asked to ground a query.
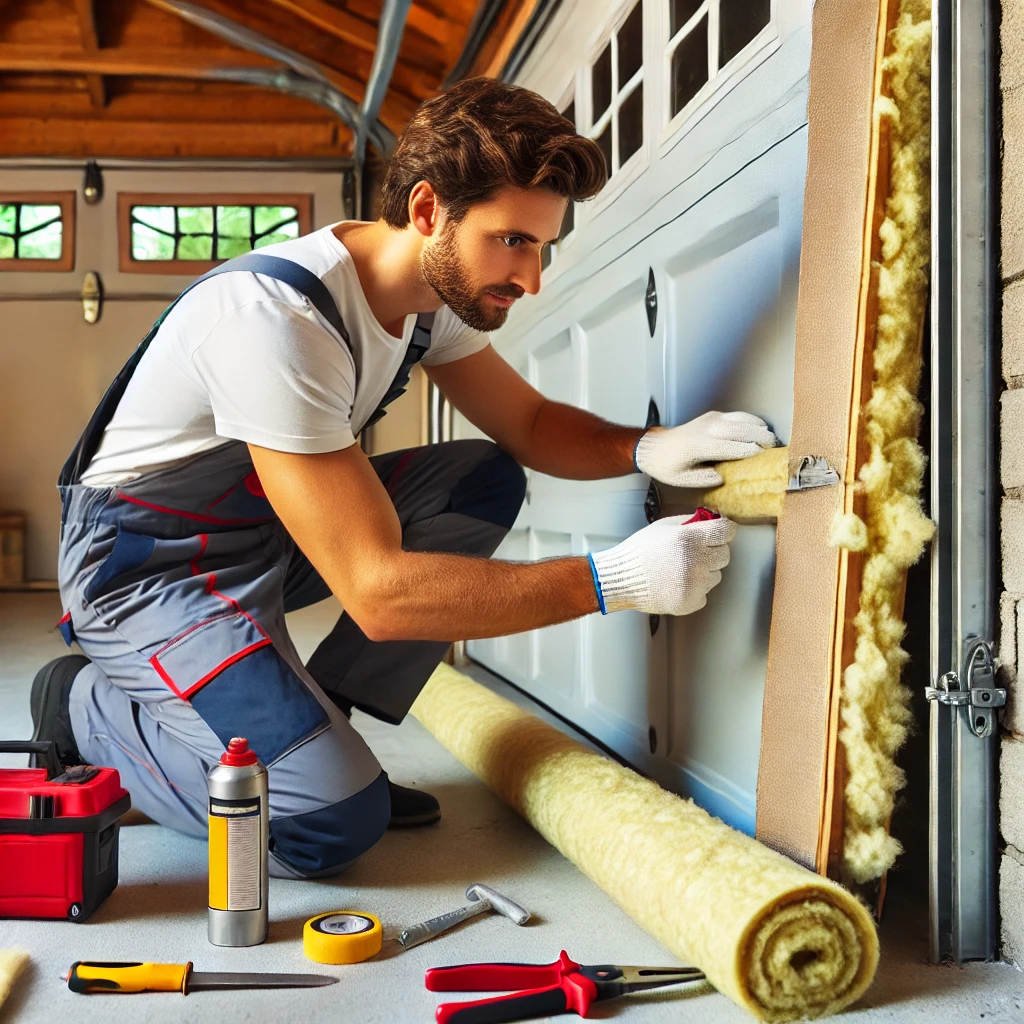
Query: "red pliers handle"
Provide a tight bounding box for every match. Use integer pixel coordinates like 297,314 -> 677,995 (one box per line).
426,951 -> 597,1024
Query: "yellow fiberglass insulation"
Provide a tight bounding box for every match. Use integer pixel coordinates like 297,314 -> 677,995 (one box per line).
412,665 -> 879,1022
0,948 -> 29,1011
702,445 -> 789,522
830,0 -> 936,884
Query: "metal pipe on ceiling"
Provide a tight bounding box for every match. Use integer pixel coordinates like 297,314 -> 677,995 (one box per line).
356,0 -> 412,163
142,0 -> 393,158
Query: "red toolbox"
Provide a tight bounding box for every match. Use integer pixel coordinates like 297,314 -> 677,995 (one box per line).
0,740 -> 131,921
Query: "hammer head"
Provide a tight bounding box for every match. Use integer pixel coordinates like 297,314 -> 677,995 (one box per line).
466,883 -> 531,926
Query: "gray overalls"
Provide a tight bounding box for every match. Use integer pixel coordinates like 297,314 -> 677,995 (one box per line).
56,252 -> 526,878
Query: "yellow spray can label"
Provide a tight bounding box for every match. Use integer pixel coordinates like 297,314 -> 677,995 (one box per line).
208,796 -> 262,912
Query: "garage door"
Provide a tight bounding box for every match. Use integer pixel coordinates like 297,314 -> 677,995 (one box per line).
458,0 -> 811,833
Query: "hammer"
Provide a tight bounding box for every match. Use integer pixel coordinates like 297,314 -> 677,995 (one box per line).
396,884 -> 531,951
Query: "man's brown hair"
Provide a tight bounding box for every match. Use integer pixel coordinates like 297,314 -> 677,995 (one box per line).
379,78 -> 607,228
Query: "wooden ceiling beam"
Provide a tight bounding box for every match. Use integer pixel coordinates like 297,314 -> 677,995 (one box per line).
0,44 -> 418,124
0,115 -> 352,159
0,44 -> 277,77
260,0 -> 377,54
72,0 -> 106,109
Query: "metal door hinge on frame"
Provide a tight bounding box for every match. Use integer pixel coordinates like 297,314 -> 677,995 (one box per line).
928,0 -> 1001,964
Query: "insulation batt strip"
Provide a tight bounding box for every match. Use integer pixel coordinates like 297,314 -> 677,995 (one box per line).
0,948 -> 29,1010
829,0 -> 934,884
411,665 -> 879,1022
701,446 -> 789,523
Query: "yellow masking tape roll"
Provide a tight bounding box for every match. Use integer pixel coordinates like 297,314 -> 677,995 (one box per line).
303,912 -> 382,965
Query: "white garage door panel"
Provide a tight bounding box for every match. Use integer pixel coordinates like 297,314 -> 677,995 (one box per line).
579,276 -> 650,422
530,529 -> 577,698
665,525 -> 777,832
463,0 -> 812,836
530,330 -> 576,407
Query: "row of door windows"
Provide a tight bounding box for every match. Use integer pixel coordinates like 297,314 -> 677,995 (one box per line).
543,0 -> 774,271
0,191 -> 312,273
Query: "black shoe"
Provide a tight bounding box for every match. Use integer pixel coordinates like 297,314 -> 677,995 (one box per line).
30,655 -> 90,766
387,777 -> 441,828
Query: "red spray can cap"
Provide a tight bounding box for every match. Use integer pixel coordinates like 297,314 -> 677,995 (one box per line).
220,737 -> 258,767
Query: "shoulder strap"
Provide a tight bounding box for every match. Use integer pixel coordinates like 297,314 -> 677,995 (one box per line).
59,254 -> 350,487
363,311 -> 436,430
199,253 -> 350,348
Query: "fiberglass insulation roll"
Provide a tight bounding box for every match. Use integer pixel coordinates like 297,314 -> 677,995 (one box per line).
412,665 -> 878,1022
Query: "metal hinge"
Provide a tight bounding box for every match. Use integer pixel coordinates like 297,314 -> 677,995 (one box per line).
786,455 -> 840,491
925,638 -> 1006,738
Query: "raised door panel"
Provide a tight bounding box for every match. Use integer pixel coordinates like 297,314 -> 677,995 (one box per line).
652,131 -> 805,832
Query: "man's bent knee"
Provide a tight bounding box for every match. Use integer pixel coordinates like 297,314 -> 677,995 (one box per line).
268,771 -> 390,878
449,445 -> 527,530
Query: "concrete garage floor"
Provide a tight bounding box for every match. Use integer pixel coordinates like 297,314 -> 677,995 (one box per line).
1,592 -> 1021,1024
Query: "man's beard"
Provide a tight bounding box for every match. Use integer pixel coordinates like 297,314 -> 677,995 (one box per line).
421,223 -> 523,332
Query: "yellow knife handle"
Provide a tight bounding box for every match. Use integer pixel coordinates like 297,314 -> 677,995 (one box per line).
67,961 -> 192,994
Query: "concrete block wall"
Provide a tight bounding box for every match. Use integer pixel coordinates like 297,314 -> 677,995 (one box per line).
999,0 -> 1024,969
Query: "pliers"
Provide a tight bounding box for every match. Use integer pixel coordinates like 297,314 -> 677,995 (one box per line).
425,949 -> 705,1023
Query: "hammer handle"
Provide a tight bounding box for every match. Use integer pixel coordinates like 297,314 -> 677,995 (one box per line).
398,901 -> 490,949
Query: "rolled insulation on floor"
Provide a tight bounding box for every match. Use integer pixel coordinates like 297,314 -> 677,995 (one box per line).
0,948 -> 29,1011
411,665 -> 878,1022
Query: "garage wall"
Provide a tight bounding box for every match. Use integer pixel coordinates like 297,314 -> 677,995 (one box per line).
0,164 -> 347,581
997,0 -> 1024,969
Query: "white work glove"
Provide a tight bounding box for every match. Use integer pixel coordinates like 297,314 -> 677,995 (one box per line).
588,514 -> 737,616
634,411 -> 778,488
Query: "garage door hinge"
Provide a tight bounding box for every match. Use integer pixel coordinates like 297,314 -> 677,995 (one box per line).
925,638 -> 1005,738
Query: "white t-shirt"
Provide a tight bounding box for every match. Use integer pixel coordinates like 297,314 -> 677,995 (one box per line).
80,225 -> 489,486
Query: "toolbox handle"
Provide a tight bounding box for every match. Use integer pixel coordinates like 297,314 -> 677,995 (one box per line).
0,740 -> 63,779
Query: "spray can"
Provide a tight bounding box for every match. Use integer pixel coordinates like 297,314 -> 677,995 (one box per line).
207,737 -> 268,947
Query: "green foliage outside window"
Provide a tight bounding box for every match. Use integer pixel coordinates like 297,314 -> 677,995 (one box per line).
130,204 -> 301,262
0,203 -> 63,260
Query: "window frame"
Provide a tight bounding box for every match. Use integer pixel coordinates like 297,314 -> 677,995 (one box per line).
660,0 -> 778,152
0,192 -> 76,272
584,0 -> 649,212
542,81 -> 580,278
117,192 -> 313,274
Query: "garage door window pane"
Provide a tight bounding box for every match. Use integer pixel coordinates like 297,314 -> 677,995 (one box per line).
618,83 -> 644,166
671,14 -> 709,116
0,202 -> 65,261
719,0 -> 771,67
129,202 -> 301,263
670,0 -> 704,37
618,2 -> 643,85
131,221 -> 175,261
592,43 -> 612,121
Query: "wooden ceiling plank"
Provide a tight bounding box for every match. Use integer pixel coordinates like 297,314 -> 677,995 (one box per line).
0,44 -> 419,125
72,0 -> 106,108
0,114 -> 352,158
261,0 -> 377,54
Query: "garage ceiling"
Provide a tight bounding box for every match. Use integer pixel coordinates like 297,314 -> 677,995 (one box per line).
0,0 -> 531,159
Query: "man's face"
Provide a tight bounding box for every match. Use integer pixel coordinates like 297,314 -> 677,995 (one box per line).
420,185 -> 568,332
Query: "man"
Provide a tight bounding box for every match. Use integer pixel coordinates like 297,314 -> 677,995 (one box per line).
31,78 -> 776,879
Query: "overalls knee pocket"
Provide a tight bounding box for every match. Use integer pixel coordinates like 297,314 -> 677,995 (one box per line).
81,524 -> 329,767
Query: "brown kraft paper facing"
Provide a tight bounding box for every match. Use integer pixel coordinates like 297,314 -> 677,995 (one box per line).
756,0 -> 888,869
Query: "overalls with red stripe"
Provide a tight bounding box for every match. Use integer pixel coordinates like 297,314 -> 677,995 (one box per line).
55,252 -> 525,878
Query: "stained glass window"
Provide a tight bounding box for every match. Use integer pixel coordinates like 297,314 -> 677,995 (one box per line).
0,202 -> 63,260
129,203 -> 301,263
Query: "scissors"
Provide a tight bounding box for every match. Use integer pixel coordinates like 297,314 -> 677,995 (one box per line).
425,949 -> 705,1023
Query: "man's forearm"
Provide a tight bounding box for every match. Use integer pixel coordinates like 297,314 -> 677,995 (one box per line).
353,549 -> 599,642
515,399 -> 643,479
